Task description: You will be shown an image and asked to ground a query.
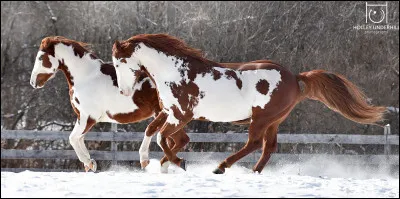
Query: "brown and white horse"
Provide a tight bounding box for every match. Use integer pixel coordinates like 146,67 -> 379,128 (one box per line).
112,34 -> 386,174
30,36 -> 190,172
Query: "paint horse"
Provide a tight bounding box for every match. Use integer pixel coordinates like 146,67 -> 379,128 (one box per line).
30,36 -> 190,172
112,34 -> 386,174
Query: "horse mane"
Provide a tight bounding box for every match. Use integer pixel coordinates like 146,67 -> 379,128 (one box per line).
40,36 -> 93,58
119,34 -> 219,66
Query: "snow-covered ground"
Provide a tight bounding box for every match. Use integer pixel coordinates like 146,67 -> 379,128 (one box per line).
1,159 -> 399,198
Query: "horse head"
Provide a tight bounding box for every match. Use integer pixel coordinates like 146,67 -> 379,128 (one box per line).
30,36 -> 93,88
30,37 -> 65,88
112,40 -> 142,96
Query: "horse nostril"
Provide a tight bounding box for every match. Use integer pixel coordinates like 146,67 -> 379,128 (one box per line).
119,89 -> 124,95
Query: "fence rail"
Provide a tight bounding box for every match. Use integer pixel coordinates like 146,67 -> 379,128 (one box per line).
2,130 -> 399,145
1,125 -> 399,172
2,150 -> 398,165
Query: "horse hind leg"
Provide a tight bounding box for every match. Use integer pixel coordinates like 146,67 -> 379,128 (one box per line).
252,107 -> 293,173
252,123 -> 279,173
213,118 -> 268,174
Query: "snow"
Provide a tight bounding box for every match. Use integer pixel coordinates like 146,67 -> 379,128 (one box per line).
2,159 -> 398,198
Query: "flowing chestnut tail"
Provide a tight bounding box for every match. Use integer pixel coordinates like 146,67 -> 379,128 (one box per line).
296,70 -> 386,125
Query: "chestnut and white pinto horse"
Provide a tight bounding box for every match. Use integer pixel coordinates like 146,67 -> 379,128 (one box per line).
112,34 -> 386,174
30,36 -> 188,172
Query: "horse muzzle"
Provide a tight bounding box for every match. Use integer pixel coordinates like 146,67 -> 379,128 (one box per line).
30,80 -> 37,88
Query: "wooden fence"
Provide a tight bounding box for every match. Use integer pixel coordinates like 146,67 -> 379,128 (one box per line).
1,124 -> 398,172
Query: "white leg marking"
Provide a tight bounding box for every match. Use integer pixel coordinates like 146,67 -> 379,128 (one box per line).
69,117 -> 91,166
139,135 -> 152,163
156,132 -> 162,149
160,161 -> 171,174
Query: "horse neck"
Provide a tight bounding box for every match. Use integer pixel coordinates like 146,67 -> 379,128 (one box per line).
135,43 -> 192,83
55,44 -> 102,87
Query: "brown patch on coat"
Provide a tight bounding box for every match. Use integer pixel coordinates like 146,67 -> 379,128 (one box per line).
199,91 -> 205,99
106,80 -> 161,124
39,53 -> 52,68
211,69 -> 222,80
39,36 -> 92,58
132,69 -> 149,85
113,40 -> 134,59
170,80 -> 200,111
139,65 -> 165,111
170,104 -> 194,122
58,60 -> 74,88
136,71 -> 148,83
225,70 -> 242,89
75,97 -> 80,104
120,58 -> 127,63
100,63 -> 118,87
35,73 -> 53,87
256,80 -> 270,95
89,54 -> 98,60
82,116 -> 96,134
69,89 -> 80,120
73,106 -> 81,121
144,112 -> 168,137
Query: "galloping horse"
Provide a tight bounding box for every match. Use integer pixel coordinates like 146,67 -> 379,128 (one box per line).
30,36 -> 190,172
111,34 -> 386,174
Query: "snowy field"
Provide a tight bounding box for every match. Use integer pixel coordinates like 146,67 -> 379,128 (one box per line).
1,159 -> 399,198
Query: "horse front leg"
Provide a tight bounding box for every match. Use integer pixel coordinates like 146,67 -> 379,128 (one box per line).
159,129 -> 190,173
139,112 -> 168,169
157,116 -> 191,170
69,114 -> 96,172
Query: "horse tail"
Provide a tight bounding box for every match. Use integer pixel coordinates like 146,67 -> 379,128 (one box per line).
296,70 -> 386,125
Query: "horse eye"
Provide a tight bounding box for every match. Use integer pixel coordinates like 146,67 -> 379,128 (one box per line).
38,55 -> 43,61
115,65 -> 119,68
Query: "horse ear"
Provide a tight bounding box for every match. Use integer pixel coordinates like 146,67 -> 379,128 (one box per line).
114,40 -> 122,50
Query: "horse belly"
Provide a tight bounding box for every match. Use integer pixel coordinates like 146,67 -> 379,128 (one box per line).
193,78 -> 252,122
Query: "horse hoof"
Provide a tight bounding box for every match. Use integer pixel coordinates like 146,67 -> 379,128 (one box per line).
84,159 -> 97,172
212,168 -> 225,174
161,161 -> 171,173
253,170 -> 261,175
179,159 -> 186,171
141,160 -> 150,169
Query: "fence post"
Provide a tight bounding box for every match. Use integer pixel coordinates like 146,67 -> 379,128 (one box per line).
384,124 -> 391,156
111,124 -> 118,165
